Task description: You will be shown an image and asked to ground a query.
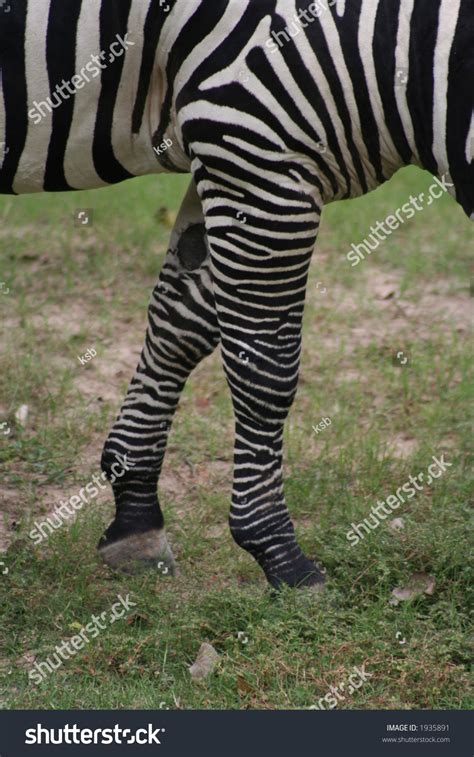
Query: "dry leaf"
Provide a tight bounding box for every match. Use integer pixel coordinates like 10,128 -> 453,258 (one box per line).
155,208 -> 177,229
188,643 -> 219,681
126,613 -> 151,628
195,396 -> 210,409
237,675 -> 255,695
16,651 -> 37,668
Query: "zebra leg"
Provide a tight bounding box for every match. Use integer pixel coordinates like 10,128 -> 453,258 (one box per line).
199,179 -> 326,590
98,180 -> 219,571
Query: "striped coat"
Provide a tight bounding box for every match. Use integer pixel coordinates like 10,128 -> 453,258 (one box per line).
1,0 -> 473,587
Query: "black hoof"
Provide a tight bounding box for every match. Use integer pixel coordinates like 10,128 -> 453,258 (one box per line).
265,557 -> 326,591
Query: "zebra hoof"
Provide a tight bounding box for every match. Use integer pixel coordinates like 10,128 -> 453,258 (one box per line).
97,528 -> 177,575
266,560 -> 326,592
302,577 -> 326,594
296,573 -> 326,593
303,562 -> 327,592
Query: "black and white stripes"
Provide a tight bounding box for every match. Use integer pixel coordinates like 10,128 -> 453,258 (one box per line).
0,0 -> 173,193
1,0 -> 473,586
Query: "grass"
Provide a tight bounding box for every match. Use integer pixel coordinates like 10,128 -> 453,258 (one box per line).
0,166 -> 472,710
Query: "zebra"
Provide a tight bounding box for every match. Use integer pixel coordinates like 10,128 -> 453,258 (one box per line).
1,0 -> 472,590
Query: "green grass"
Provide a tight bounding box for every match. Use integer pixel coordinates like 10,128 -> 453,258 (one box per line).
0,166 -> 473,710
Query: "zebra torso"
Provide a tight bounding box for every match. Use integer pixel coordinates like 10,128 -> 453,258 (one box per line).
165,0 -> 473,212
1,0 -> 473,215
0,0 -> 167,193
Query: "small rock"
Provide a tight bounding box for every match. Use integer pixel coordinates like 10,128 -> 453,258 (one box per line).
389,573 -> 436,605
14,404 -> 29,427
188,643 -> 219,680
375,285 -> 397,300
388,518 -> 405,532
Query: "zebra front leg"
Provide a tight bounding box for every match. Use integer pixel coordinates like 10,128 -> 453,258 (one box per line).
99,180 -> 219,571
199,177 -> 326,590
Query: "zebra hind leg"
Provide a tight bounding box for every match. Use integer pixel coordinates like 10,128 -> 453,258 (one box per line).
98,180 -> 219,572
